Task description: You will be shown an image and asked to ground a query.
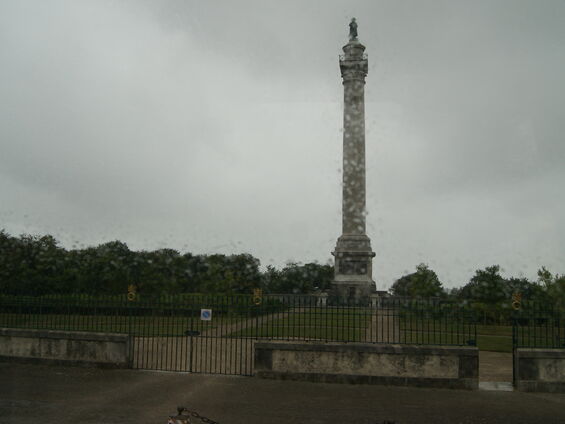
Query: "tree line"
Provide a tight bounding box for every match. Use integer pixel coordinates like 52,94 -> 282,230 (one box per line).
1,231 -> 563,308
390,263 -> 565,310
0,231 -> 332,296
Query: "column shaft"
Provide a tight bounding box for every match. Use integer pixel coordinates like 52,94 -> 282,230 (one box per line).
342,78 -> 366,235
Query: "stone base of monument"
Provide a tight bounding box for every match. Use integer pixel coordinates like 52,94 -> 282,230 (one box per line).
332,234 -> 376,300
331,279 -> 375,301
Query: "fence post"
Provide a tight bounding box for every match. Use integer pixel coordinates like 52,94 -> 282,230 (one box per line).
511,310 -> 518,387
557,310 -> 562,348
316,293 -> 328,307
370,294 -> 379,309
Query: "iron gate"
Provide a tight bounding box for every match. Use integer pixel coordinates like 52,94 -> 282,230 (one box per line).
129,296 -> 477,375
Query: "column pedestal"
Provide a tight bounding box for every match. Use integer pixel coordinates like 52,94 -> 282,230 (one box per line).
332,234 -> 376,300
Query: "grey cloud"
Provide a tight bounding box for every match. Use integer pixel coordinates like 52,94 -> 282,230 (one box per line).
1,0 -> 564,289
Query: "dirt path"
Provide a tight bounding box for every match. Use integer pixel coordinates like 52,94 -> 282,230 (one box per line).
132,308 -> 299,374
133,307 -> 512,381
133,307 -> 406,374
200,308 -> 297,337
364,307 -> 400,342
132,335 -> 254,374
480,351 -> 513,382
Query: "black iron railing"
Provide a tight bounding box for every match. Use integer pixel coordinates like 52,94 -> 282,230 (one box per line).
512,303 -> 565,349
0,294 -> 477,375
0,294 -> 476,345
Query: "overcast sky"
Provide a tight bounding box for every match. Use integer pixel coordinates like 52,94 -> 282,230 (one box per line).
1,0 -> 564,290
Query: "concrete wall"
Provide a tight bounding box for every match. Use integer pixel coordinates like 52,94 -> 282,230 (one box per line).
0,328 -> 131,368
514,348 -> 565,392
254,341 -> 478,389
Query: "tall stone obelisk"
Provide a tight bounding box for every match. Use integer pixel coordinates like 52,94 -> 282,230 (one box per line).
332,18 -> 376,300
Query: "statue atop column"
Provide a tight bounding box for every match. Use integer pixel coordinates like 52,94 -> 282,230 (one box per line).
349,18 -> 358,41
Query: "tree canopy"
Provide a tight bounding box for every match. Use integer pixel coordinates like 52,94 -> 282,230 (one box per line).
0,230 -> 332,296
1,230 -> 564,304
390,263 -> 446,298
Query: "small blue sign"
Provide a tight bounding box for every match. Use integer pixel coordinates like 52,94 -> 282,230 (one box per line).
200,308 -> 212,321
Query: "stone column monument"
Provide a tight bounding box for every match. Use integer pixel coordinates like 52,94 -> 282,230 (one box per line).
331,19 -> 376,301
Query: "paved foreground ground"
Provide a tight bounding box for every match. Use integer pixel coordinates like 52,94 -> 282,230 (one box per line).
2,362 -> 565,424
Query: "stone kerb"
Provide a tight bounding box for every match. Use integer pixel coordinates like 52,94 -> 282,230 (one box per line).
514,348 -> 565,392
254,341 -> 478,390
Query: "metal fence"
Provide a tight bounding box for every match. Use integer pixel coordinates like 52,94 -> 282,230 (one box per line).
512,304 -> 565,349
0,294 -> 477,375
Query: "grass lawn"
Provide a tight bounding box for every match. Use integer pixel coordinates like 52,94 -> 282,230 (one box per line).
0,313 -> 241,337
397,314 -> 476,347
398,330 -> 475,346
2,309 -> 560,352
476,325 -> 512,352
231,325 -> 366,341
477,334 -> 512,352
474,324 -> 565,352
230,307 -> 371,341
398,322 -> 514,352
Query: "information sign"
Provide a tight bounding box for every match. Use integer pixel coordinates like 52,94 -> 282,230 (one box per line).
200,309 -> 212,321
